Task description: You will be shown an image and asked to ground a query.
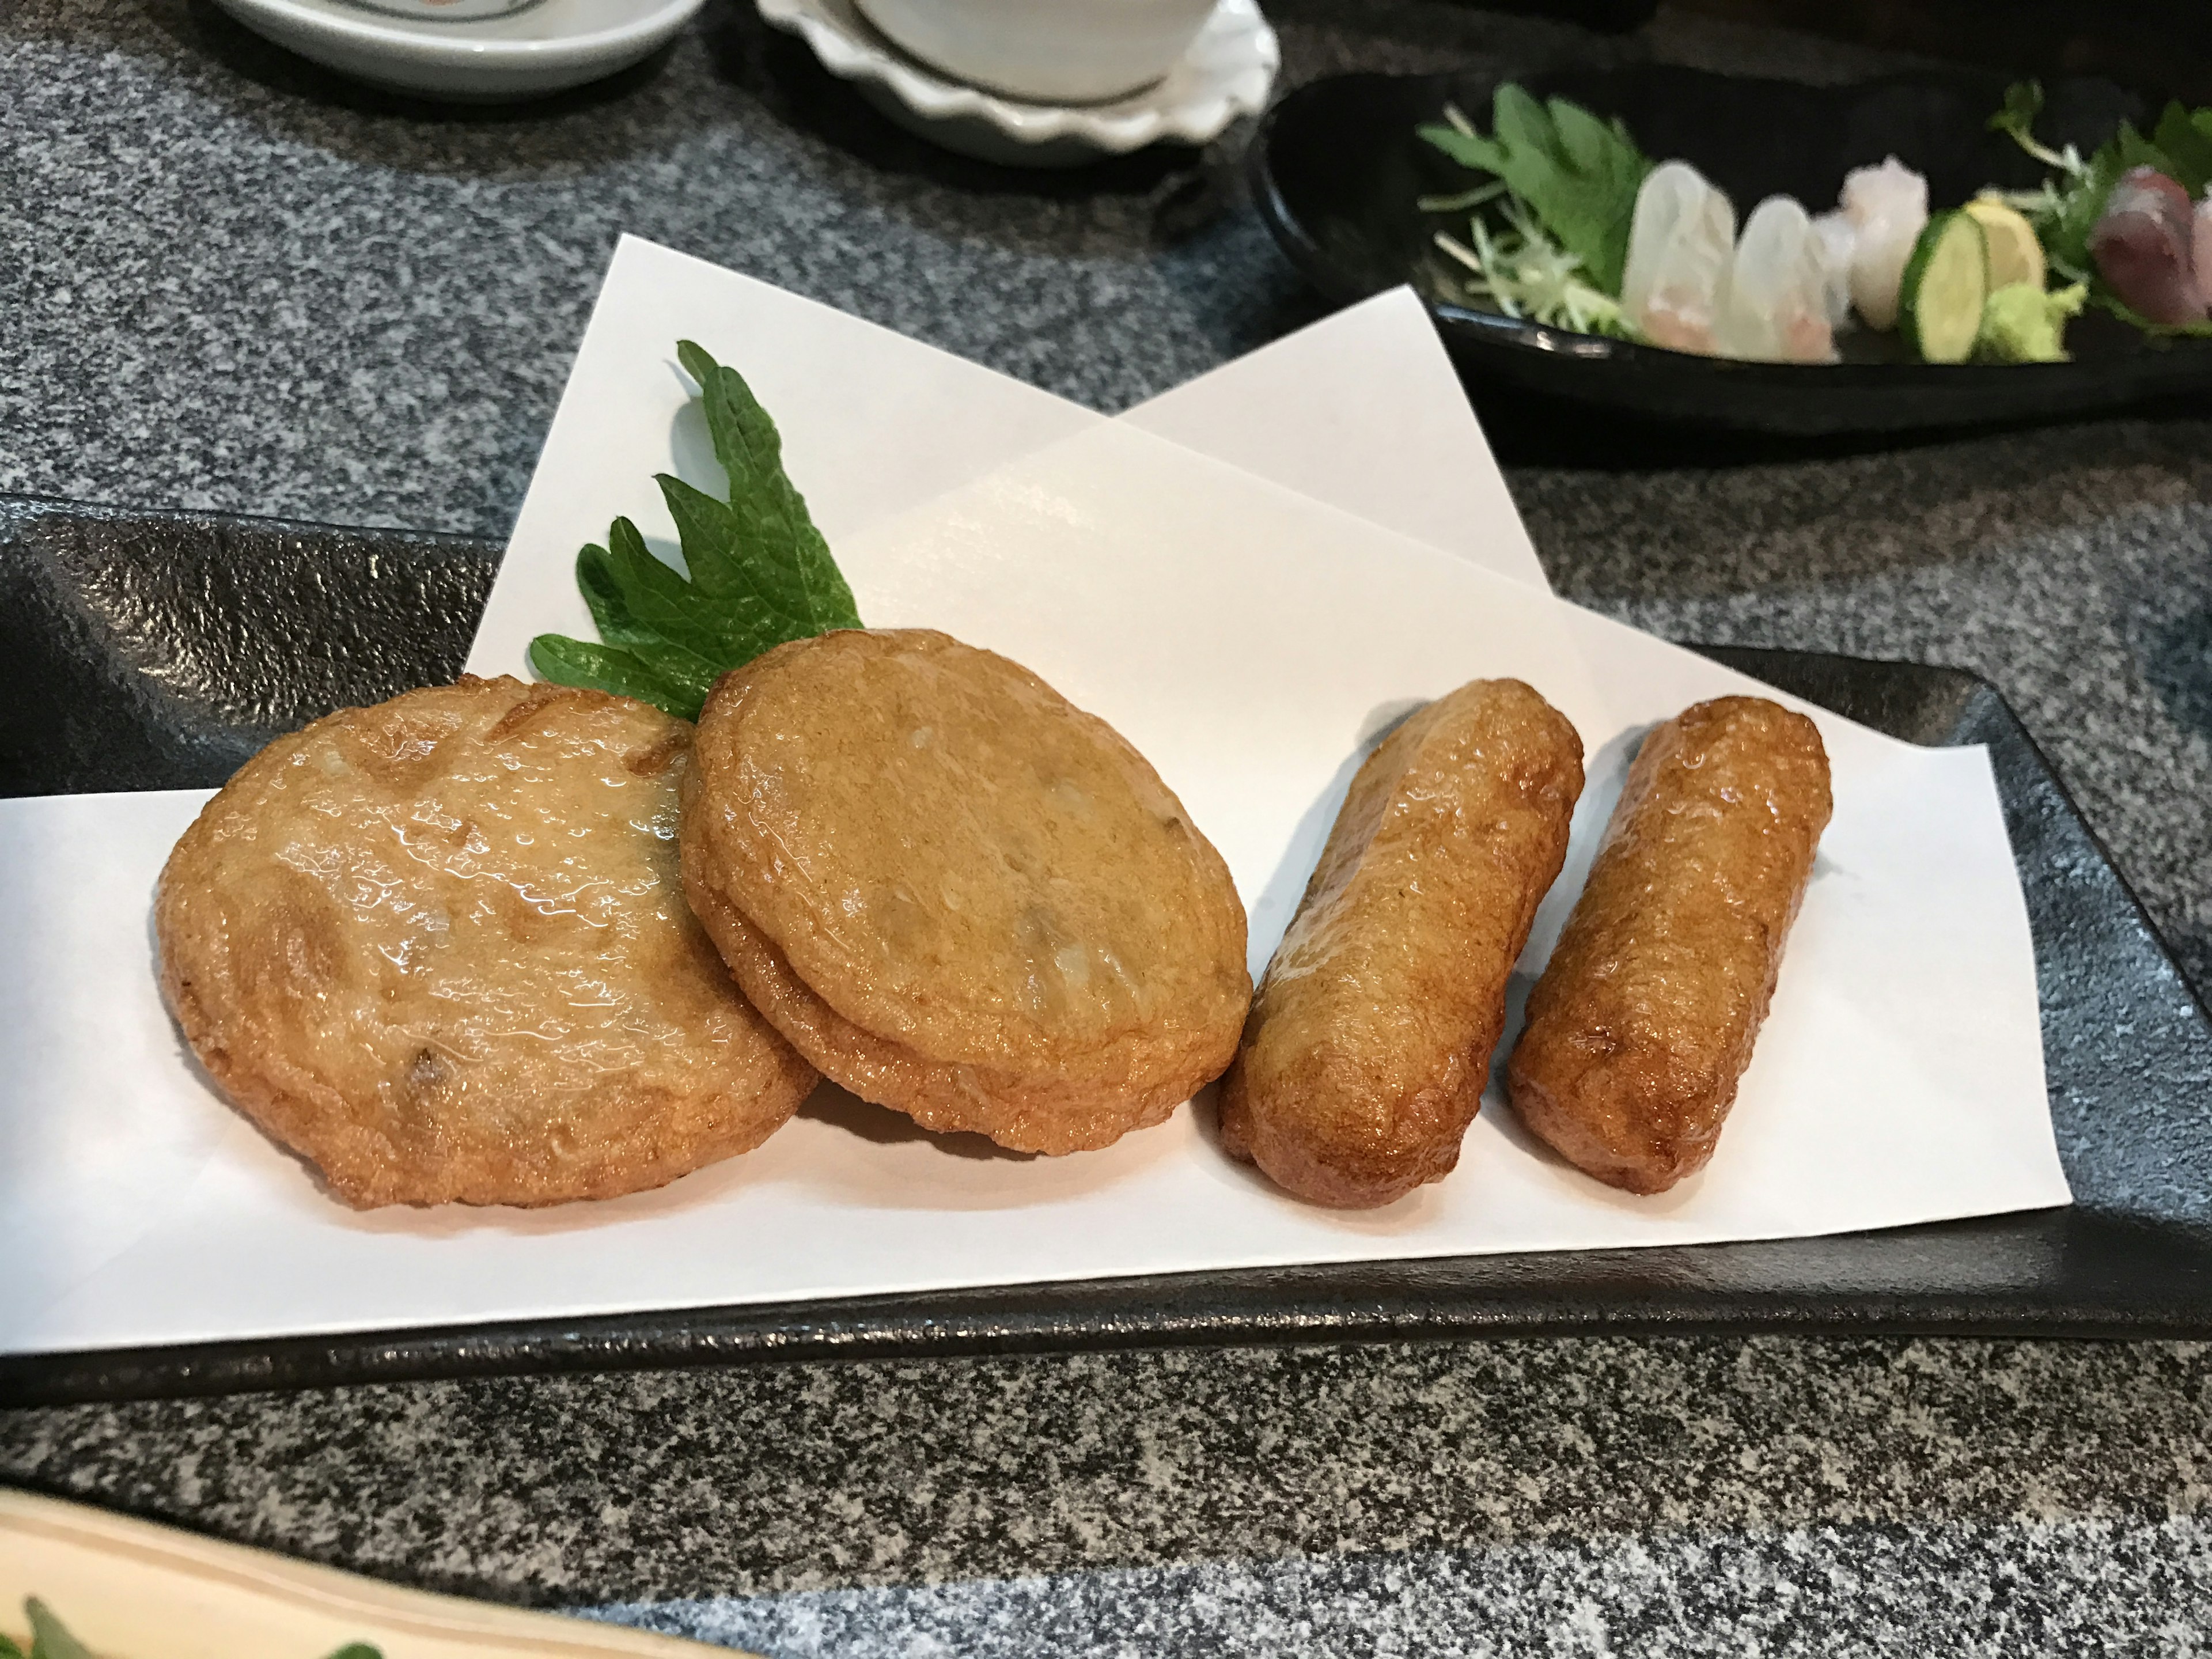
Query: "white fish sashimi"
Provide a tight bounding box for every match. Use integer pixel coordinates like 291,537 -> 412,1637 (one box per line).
1810,210 -> 1857,329
1620,160 -> 1737,355
1841,154 -> 1928,224
1716,196 -> 1838,363
1838,156 -> 1929,331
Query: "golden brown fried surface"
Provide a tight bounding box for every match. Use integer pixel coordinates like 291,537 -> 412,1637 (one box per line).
682,629 -> 1250,1153
156,676 -> 817,1209
1219,679 -> 1585,1209
683,855 -> 1203,1149
1507,695 -> 1832,1195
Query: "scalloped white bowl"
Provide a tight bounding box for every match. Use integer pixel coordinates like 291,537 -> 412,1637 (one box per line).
758,0 -> 1278,166
857,0 -> 1214,103
211,0 -> 702,99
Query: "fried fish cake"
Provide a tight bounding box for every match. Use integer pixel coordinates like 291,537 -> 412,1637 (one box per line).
681,629 -> 1250,1153
1219,679 -> 1584,1209
1508,695 -> 1832,1194
156,676 -> 817,1208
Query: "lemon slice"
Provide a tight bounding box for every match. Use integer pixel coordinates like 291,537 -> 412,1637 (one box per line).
1967,196 -> 2047,292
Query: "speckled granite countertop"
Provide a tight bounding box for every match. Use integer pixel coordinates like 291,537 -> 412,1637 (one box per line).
7,1 -> 2212,1651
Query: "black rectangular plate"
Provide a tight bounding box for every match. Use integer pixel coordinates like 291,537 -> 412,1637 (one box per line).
4,494 -> 2210,1406
1248,64 -> 2212,439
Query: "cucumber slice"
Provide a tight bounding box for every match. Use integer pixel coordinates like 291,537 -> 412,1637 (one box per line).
1899,210 -> 1990,364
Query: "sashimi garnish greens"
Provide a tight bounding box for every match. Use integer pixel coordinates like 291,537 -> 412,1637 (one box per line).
1417,89 -> 1650,336
1988,80 -> 2212,337
1415,79 -> 2212,361
0,1598 -> 380,1659
531,341 -> 863,723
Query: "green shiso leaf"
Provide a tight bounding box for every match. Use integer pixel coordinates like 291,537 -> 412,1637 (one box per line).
531,342 -> 862,722
25,1600 -> 93,1659
1417,84 -> 1651,297
1417,122 -> 1508,177
2150,100 -> 2212,195
676,340 -> 860,635
651,475 -> 797,653
529,631 -> 718,717
5,1600 -> 381,1659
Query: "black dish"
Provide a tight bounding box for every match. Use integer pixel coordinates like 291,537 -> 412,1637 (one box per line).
1248,65 -> 2212,437
4,494 -> 2210,1405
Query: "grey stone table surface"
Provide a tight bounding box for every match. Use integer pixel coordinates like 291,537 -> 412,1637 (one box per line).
7,1 -> 2212,1653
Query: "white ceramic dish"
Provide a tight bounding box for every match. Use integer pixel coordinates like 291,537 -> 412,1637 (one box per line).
210,0 -> 702,100
854,0 -> 1214,103
0,1489 -> 747,1659
756,0 -> 1278,165
342,0 -> 547,21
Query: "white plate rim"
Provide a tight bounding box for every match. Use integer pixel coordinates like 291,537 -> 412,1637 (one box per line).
0,1488 -> 752,1659
215,0 -> 703,65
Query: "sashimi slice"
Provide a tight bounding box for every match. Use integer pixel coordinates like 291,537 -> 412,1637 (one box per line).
2091,166 -> 2206,325
1810,210 -> 1857,329
1621,161 -> 1737,355
1717,196 -> 1837,362
1839,157 -> 1928,331
2194,193 -> 2212,314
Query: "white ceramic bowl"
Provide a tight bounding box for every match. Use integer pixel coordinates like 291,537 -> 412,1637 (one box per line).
210,0 -> 702,100
339,0 -> 546,20
760,0 -> 1277,165
853,0 -> 1217,103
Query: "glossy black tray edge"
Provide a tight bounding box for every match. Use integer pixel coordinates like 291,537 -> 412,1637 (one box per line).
1248,65 -> 2212,438
3,494 -> 2210,1407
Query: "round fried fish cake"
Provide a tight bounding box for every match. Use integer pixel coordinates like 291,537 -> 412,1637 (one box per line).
682,629 -> 1249,1152
683,831 -> 1198,1152
156,676 -> 817,1208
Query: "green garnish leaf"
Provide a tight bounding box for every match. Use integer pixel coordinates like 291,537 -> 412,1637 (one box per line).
2089,287 -> 2212,337
675,341 -> 859,637
1988,80 -> 2052,156
531,342 -> 863,722
529,631 -> 718,714
1417,121 -> 1509,178
2046,142 -> 2124,274
1418,83 -> 1652,297
5,1599 -> 381,1659
651,476 -> 802,655
2150,100 -> 2212,195
575,536 -> 654,648
2115,122 -> 2172,177
1988,81 -> 2127,280
25,1600 -> 93,1659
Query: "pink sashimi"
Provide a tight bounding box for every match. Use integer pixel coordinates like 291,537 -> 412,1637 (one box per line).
2196,194 -> 2212,306
2091,166 -> 2206,325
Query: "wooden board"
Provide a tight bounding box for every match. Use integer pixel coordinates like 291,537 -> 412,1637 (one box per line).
0,1490 -> 751,1659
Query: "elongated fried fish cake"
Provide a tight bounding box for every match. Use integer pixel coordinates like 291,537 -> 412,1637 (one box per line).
1219,679 -> 1584,1208
1508,695 -> 1832,1194
156,676 -> 817,1208
681,628 -> 1250,1153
